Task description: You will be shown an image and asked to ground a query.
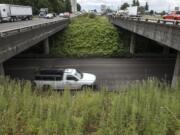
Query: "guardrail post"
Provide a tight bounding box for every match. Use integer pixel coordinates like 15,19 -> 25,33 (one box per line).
43,38 -> 50,55
0,63 -> 4,76
172,51 -> 180,88
130,33 -> 136,54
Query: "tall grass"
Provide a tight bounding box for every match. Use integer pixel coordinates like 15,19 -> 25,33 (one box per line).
0,77 -> 179,135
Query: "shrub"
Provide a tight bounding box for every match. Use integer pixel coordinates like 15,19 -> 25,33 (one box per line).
89,13 -> 96,18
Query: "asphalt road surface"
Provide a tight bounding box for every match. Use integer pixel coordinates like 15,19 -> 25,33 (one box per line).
0,17 -> 66,32
4,58 -> 175,90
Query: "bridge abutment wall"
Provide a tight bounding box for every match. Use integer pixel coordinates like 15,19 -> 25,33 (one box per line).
172,52 -> 180,88
0,63 -> 4,76
43,38 -> 50,55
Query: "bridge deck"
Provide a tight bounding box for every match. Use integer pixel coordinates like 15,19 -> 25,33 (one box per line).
0,17 -> 69,63
109,16 -> 180,52
0,17 -> 68,36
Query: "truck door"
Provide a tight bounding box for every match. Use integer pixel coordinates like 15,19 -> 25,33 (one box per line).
65,75 -> 79,89
55,76 -> 64,90
42,76 -> 56,89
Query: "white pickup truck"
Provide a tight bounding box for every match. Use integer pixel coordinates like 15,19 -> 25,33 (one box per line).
34,68 -> 97,90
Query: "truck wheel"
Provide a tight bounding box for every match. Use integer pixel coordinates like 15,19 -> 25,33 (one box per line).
31,82 -> 36,89
81,85 -> 89,90
10,18 -> 14,22
43,85 -> 51,91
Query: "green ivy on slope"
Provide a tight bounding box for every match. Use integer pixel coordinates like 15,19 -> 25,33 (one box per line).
50,16 -> 129,57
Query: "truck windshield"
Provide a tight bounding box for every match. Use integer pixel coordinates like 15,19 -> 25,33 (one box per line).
75,70 -> 83,79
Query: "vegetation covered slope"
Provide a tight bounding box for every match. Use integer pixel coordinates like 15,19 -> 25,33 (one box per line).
0,77 -> 179,135
50,16 -> 129,57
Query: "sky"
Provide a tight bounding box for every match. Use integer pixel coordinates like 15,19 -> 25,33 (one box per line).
77,0 -> 180,12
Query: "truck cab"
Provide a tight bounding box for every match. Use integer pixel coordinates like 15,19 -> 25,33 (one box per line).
39,8 -> 48,18
0,4 -> 10,22
34,68 -> 97,90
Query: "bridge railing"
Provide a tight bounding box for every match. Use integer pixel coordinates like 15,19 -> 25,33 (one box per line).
0,19 -> 69,38
108,15 -> 180,26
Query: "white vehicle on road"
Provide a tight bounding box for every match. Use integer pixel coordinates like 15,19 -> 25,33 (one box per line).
127,6 -> 138,17
59,13 -> 64,17
34,68 -> 97,90
0,4 -> 33,22
45,13 -> 54,19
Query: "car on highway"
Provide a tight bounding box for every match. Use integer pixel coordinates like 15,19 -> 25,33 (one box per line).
59,13 -> 64,17
45,13 -> 54,19
63,12 -> 70,18
34,68 -> 97,90
163,11 -> 180,20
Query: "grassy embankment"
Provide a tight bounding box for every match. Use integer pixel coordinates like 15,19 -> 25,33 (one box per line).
50,15 -> 129,57
0,77 -> 179,135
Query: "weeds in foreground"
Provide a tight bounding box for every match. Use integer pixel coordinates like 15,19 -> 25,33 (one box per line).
0,77 -> 179,135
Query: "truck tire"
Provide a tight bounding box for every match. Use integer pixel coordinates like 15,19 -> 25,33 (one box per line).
31,82 -> 36,89
10,18 -> 14,22
81,85 -> 90,90
0,18 -> 2,23
43,85 -> 51,91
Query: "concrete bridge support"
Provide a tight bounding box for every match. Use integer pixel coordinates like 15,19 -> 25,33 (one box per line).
172,52 -> 180,88
130,33 -> 135,54
0,63 -> 4,76
43,38 -> 50,55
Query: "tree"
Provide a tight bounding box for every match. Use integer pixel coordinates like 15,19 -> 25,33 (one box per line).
145,2 -> 149,11
132,0 -> 140,6
120,2 -> 129,10
132,0 -> 136,6
160,11 -> 166,16
77,3 -> 81,11
150,10 -> 154,15
64,0 -> 71,13
136,0 -> 140,6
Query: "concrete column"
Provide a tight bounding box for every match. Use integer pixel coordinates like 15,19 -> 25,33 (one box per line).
71,0 -> 77,13
163,46 -> 170,55
172,52 -> 180,88
43,38 -> 50,55
130,33 -> 135,54
0,63 -> 4,76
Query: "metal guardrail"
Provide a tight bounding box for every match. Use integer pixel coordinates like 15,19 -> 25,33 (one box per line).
0,18 -> 69,38
109,15 -> 180,26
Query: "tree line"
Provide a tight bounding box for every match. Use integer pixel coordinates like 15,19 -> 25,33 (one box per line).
120,0 -> 149,11
0,0 -> 72,14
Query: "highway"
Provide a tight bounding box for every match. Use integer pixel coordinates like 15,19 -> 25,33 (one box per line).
4,58 -> 175,90
0,17 -> 67,33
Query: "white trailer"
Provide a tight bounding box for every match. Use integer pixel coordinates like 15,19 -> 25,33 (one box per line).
127,6 -> 138,16
0,4 -> 33,22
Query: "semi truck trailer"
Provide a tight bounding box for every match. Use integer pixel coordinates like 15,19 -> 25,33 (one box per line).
0,4 -> 33,22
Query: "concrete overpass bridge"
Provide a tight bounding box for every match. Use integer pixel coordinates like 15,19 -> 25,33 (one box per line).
0,17 -> 69,75
109,16 -> 180,87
